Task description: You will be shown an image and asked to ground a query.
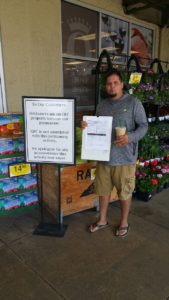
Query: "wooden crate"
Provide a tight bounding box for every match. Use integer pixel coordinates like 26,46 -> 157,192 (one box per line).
42,162 -> 118,217
61,162 -> 97,216
60,162 -> 118,216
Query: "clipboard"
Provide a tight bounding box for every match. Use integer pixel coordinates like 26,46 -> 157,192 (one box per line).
81,116 -> 113,161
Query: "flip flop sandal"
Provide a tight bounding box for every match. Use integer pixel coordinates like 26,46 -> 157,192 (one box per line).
112,224 -> 120,230
89,222 -> 109,233
115,224 -> 130,238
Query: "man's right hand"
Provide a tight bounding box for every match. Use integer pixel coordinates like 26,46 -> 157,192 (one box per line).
80,121 -> 88,129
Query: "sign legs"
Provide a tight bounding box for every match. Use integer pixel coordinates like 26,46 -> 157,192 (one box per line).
33,165 -> 68,237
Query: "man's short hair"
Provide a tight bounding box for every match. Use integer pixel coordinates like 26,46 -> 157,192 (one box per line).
105,69 -> 123,82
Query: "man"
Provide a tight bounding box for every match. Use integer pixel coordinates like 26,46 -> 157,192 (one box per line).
81,69 -> 148,237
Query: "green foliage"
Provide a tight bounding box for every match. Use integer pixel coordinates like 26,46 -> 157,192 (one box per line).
138,133 -> 160,160
136,157 -> 169,193
138,123 -> 169,160
75,127 -> 87,165
136,176 -> 157,193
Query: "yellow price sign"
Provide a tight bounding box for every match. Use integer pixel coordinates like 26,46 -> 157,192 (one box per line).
9,163 -> 31,177
129,73 -> 142,85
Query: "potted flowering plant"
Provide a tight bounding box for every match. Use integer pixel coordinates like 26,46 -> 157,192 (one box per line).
136,158 -> 169,200
135,175 -> 158,201
132,82 -> 158,103
135,161 -> 159,201
138,133 -> 160,161
135,159 -> 167,199
132,85 -> 146,103
161,157 -> 169,188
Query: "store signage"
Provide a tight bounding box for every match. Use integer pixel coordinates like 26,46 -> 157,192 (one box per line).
76,167 -> 96,181
23,97 -> 75,165
129,72 -> 142,85
9,163 -> 31,177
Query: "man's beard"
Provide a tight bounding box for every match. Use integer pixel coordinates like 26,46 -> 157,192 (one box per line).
107,92 -> 117,98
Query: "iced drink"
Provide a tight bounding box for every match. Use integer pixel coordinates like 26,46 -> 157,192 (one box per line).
115,126 -> 126,137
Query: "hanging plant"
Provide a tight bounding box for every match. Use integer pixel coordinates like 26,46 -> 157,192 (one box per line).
99,74 -> 107,98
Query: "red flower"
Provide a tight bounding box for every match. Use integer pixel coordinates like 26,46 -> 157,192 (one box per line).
151,179 -> 158,185
151,160 -> 157,166
152,168 -> 156,171
144,161 -> 149,166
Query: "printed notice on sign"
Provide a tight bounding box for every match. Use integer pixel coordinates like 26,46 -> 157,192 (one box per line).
23,97 -> 75,165
81,116 -> 113,161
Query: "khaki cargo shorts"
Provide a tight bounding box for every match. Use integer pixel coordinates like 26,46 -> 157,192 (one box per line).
94,163 -> 136,201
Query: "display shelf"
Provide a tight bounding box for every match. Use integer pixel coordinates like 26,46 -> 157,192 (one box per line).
0,191 -> 38,213
144,102 -> 169,124
0,113 -> 39,213
0,187 -> 37,197
0,174 -> 38,214
136,95 -> 169,199
0,169 -> 37,179
0,153 -> 24,159
0,137 -> 24,157
0,203 -> 39,216
0,155 -> 37,178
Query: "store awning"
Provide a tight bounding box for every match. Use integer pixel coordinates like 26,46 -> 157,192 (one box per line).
122,0 -> 169,27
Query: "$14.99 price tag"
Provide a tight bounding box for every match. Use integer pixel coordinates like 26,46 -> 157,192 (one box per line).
9,163 -> 31,177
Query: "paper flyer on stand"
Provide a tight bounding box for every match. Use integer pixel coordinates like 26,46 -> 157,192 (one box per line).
81,116 -> 113,161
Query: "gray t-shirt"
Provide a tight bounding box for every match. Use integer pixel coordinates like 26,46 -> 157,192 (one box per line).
96,94 -> 148,165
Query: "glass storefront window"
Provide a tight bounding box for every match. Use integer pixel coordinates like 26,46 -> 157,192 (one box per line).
130,24 -> 153,67
101,14 -> 129,64
62,1 -> 98,58
63,58 -> 96,111
62,1 -> 155,113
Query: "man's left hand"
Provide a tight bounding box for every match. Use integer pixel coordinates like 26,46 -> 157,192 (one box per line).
114,133 -> 129,147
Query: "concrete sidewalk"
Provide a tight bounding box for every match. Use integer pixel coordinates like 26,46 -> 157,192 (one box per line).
0,189 -> 169,300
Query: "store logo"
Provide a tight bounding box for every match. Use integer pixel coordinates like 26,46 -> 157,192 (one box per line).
67,17 -> 91,33
66,17 -> 92,55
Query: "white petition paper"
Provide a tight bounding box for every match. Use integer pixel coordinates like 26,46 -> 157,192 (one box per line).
81,116 -> 113,161
85,118 -> 111,150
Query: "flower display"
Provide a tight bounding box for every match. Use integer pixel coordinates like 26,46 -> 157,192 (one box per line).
138,124 -> 169,161
151,179 -> 158,185
98,66 -> 169,199
120,68 -> 169,105
136,157 -> 169,194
